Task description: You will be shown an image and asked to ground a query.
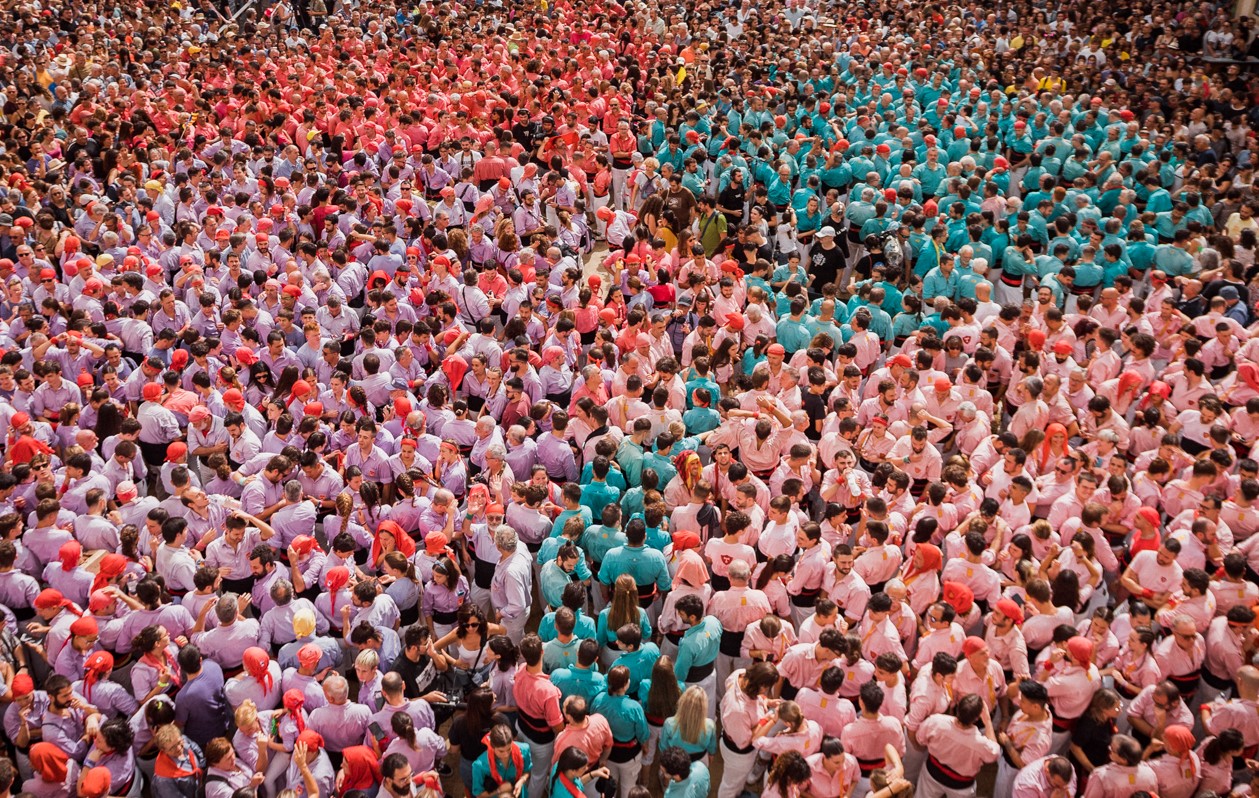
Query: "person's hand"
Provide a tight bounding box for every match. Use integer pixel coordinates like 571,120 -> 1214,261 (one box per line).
174,635 -> 188,647
294,741 -> 310,772
890,778 -> 912,793
421,690 -> 448,703
589,767 -> 610,780
250,772 -> 265,788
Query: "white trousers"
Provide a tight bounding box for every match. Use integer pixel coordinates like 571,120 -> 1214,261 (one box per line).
607,755 -> 642,798
501,614 -> 528,645
524,738 -> 554,798
717,742 -> 757,798
685,670 -> 717,715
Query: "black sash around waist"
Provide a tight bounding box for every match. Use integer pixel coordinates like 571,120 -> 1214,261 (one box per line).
609,738 -> 642,763
432,609 -> 458,625
790,586 -> 821,608
517,706 -> 556,744
722,733 -> 754,755
685,659 -> 715,683
719,629 -> 745,657
926,755 -> 976,789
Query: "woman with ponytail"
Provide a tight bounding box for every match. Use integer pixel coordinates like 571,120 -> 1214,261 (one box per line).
471,723 -> 532,798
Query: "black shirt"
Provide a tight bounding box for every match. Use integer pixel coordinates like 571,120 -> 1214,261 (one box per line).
389,651 -> 441,699
1071,715 -> 1116,769
449,711 -> 511,764
802,391 -> 829,441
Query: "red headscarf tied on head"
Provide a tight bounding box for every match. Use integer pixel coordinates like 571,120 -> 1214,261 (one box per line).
1117,371 -> 1144,399
78,766 -> 113,798
372,520 -> 416,566
941,580 -> 974,616
541,346 -> 566,369
1066,636 -> 1095,668
29,742 -> 69,783
340,746 -> 382,791
903,544 -> 943,584
325,566 -> 350,621
442,355 -> 468,393
1037,422 -> 1068,473
91,553 -> 127,595
1163,724 -> 1198,778
291,536 -> 323,559
10,673 -> 34,699
34,588 -> 81,617
1140,379 -> 1172,409
83,651 -> 113,704
58,541 -> 81,572
284,688 -> 307,733
244,647 -> 273,694
297,729 -> 325,752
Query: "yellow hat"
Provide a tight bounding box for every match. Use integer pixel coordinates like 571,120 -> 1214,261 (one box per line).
188,45 -> 201,54
95,254 -> 114,267
144,180 -> 161,191
292,609 -> 316,637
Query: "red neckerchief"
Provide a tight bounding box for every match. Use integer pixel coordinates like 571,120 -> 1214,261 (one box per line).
484,737 -> 523,784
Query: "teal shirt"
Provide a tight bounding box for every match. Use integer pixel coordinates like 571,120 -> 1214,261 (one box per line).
612,642 -> 662,688
550,507 -> 594,539
775,316 -> 813,354
543,636 -> 582,673
592,692 -> 649,744
661,717 -> 718,758
579,481 -> 622,520
664,761 -> 711,798
581,524 -> 627,566
539,559 -> 591,611
619,489 -> 648,524
472,744 -> 533,793
538,609 -> 597,643
674,616 -> 723,680
550,665 -> 607,705
683,407 -> 721,435
580,462 -> 627,491
615,438 -> 646,487
641,452 -> 677,488
596,606 -> 652,649
599,545 -> 671,591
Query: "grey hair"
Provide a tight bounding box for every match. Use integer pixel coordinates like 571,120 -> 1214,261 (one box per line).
270,578 -> 294,605
324,673 -> 349,702
216,593 -> 239,624
728,560 -> 751,581
494,526 -> 518,553
284,479 -> 303,502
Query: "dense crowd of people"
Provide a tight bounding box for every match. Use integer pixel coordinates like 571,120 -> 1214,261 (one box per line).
0,0 -> 1255,796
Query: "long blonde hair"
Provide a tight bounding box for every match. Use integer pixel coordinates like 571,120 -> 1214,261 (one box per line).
608,574 -> 639,631
674,685 -> 709,744
336,492 -> 353,533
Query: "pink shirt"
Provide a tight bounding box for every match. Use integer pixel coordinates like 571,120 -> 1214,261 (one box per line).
806,752 -> 859,798
839,714 -> 904,763
1153,634 -> 1205,680
707,587 -> 773,633
1205,697 -> 1259,748
905,670 -> 953,737
1081,762 -> 1158,798
796,688 -> 855,739
777,643 -> 831,691
1040,661 -> 1100,721
719,670 -> 769,748
1146,751 -> 1201,798
917,715 -> 1000,777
